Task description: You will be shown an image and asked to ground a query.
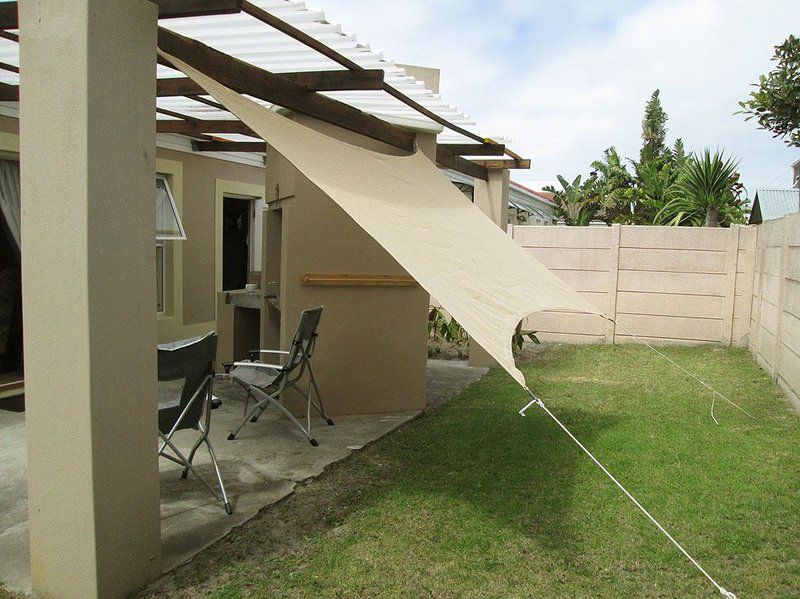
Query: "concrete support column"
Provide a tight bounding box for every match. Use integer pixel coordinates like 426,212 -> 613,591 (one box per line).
20,1 -> 160,597
470,169 -> 511,367
473,169 -> 510,229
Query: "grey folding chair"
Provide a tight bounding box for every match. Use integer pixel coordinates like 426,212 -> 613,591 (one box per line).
222,306 -> 333,446
158,332 -> 232,515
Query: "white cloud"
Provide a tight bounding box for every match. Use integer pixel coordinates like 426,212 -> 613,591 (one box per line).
313,0 -> 800,191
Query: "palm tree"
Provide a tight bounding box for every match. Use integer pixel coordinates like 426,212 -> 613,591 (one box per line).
544,175 -> 599,226
655,149 -> 746,227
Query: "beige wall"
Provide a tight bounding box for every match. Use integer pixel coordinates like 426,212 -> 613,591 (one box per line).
749,212 -> 800,410
155,148 -> 264,333
261,115 -> 430,415
511,224 -> 756,347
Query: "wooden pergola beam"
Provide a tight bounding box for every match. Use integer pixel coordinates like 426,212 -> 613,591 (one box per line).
157,27 -> 415,151
157,69 -> 384,96
0,1 -> 243,29
153,0 -> 242,19
471,159 -> 532,170
241,0 -> 489,146
0,82 -> 18,101
157,119 -> 257,136
241,0 -> 361,71
439,143 -> 505,156
192,140 -> 266,152
435,146 -> 488,181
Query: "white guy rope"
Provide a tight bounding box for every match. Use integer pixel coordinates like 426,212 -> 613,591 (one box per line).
606,316 -> 755,422
519,389 -> 738,599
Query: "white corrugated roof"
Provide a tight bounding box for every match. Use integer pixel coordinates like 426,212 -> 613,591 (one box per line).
0,1 -> 487,148
753,189 -> 800,221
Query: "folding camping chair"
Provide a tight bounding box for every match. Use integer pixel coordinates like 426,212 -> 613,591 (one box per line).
222,306 -> 333,446
157,332 -> 233,515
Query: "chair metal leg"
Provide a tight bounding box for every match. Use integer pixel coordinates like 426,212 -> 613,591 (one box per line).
204,434 -> 233,515
229,386 -> 318,446
159,433 -> 220,500
181,431 -> 205,479
308,368 -> 334,426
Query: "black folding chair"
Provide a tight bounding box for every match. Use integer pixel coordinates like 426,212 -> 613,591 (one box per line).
158,332 -> 232,515
222,306 -> 333,446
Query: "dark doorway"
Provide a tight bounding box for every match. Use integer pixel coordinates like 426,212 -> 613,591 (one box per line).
0,206 -> 22,379
222,197 -> 251,291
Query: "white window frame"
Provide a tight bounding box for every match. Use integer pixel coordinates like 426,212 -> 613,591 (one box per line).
156,242 -> 166,314
156,173 -> 186,241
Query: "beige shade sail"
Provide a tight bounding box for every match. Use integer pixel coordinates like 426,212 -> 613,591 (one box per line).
161,50 -> 601,388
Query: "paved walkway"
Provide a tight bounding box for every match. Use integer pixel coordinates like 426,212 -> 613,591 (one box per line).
0,360 -> 486,595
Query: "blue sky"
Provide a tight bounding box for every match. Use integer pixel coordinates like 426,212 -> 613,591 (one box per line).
314,0 -> 800,192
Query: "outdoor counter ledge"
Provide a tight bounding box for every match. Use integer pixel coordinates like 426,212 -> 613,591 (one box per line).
225,289 -> 262,310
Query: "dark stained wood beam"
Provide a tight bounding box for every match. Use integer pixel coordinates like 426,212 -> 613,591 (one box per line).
192,141 -> 266,152
283,69 -> 384,91
157,119 -> 257,136
471,158 -> 532,170
0,1 -> 242,29
0,82 -> 18,101
240,1 -> 489,146
157,107 -> 200,121
439,143 -> 505,157
185,94 -> 227,111
0,3 -> 15,29
154,0 -> 242,19
381,83 -> 485,144
157,27 -> 415,151
435,146 -> 488,181
157,69 -> 384,96
0,30 -> 18,43
241,0 -> 361,71
0,61 -> 18,74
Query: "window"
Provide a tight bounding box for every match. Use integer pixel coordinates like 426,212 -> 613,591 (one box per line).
453,181 -> 474,202
156,243 -> 165,313
155,174 -> 185,312
156,174 -> 185,241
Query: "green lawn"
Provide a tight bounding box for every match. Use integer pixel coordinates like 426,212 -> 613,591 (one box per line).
146,345 -> 799,598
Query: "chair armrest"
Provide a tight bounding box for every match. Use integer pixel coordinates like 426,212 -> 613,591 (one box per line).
254,349 -> 290,355
232,361 -> 285,370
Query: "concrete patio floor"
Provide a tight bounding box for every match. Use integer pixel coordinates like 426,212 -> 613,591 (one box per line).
0,359 -> 486,595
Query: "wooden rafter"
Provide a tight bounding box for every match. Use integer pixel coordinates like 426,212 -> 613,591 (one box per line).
0,82 -> 18,101
157,107 -> 200,121
157,27 -> 415,151
192,141 -> 266,152
471,159 -> 531,170
241,1 -> 361,71
157,119 -> 257,136
185,94 -> 227,111
157,69 -> 384,96
0,1 -> 243,29
152,0 -> 242,19
439,143 -> 506,156
435,146 -> 488,181
242,0 -> 496,148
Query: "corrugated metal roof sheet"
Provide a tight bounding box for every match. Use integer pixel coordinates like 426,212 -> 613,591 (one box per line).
0,1 -> 485,147
753,189 -> 800,222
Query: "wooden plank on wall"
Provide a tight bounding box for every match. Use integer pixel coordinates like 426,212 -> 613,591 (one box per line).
301,274 -> 419,287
